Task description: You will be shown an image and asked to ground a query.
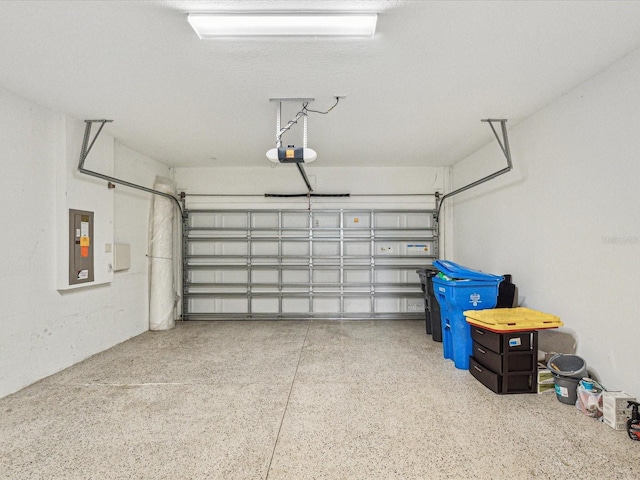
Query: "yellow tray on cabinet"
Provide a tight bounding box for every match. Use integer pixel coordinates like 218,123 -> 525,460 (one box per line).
464,307 -> 563,332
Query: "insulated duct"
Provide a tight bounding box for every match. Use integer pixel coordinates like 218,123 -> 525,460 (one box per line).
77,120 -> 183,327
149,177 -> 177,331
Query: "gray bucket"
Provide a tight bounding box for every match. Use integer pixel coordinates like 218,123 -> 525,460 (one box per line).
552,375 -> 581,404
547,354 -> 587,405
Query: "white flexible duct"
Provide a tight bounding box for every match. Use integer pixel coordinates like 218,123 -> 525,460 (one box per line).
149,177 -> 176,331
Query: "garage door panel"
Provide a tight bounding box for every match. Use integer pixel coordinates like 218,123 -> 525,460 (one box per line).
183,209 -> 436,319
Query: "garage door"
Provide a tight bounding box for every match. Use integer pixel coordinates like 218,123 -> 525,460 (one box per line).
182,208 -> 438,320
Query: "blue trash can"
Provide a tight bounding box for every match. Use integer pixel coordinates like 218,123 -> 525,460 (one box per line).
432,260 -> 503,370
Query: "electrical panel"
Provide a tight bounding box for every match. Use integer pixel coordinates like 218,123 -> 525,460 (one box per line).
69,209 -> 94,285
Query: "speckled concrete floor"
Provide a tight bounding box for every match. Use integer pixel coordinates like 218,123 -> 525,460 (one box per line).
1,320 -> 639,479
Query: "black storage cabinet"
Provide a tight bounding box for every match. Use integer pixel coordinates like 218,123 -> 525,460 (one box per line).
416,266 -> 442,342
469,325 -> 538,394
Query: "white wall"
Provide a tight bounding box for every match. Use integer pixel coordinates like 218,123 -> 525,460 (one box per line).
0,87 -> 169,398
450,47 -> 640,397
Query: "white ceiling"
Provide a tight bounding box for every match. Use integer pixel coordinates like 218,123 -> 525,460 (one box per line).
2,0 -> 640,168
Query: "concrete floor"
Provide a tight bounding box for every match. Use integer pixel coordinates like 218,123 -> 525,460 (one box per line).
1,320 -> 639,479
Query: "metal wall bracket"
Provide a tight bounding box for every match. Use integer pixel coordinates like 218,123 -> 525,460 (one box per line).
270,97 -> 314,148
77,120 -> 183,215
436,119 -> 513,219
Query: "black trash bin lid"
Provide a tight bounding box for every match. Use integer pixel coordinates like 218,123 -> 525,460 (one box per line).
416,266 -> 438,278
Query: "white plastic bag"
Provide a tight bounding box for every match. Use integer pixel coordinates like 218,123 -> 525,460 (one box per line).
576,384 -> 603,418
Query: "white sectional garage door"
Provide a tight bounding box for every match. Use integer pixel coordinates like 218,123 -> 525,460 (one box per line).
183,209 -> 437,320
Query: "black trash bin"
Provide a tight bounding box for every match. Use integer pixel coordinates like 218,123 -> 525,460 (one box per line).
416,267 -> 442,342
496,274 -> 518,308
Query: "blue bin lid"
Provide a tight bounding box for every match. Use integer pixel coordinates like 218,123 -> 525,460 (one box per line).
433,259 -> 503,282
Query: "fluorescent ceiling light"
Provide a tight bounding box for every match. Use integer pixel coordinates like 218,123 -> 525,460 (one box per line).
187,12 -> 377,38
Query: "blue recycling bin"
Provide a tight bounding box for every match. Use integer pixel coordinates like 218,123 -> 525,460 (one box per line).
432,260 -> 503,370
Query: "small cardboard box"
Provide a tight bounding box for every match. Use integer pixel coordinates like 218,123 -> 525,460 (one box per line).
537,382 -> 555,394
537,363 -> 554,384
536,363 -> 555,393
603,415 -> 628,430
602,391 -> 635,410
602,392 -> 635,430
603,404 -> 632,417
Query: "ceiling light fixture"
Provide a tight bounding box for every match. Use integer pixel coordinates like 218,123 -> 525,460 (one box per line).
187,12 -> 377,38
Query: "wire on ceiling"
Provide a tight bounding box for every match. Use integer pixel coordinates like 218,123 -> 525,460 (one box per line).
302,96 -> 340,115
276,97 -> 341,144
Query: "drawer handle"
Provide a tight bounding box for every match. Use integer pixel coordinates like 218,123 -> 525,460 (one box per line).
477,347 -> 486,354
473,365 -> 483,372
475,329 -> 484,335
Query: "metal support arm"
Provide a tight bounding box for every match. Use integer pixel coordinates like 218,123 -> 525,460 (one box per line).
436,119 -> 513,219
77,120 -> 183,215
296,163 -> 314,192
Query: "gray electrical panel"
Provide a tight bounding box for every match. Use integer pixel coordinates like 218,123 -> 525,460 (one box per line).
69,209 -> 94,285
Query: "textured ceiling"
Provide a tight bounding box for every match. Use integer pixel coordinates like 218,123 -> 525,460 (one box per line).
1,0 -> 640,168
